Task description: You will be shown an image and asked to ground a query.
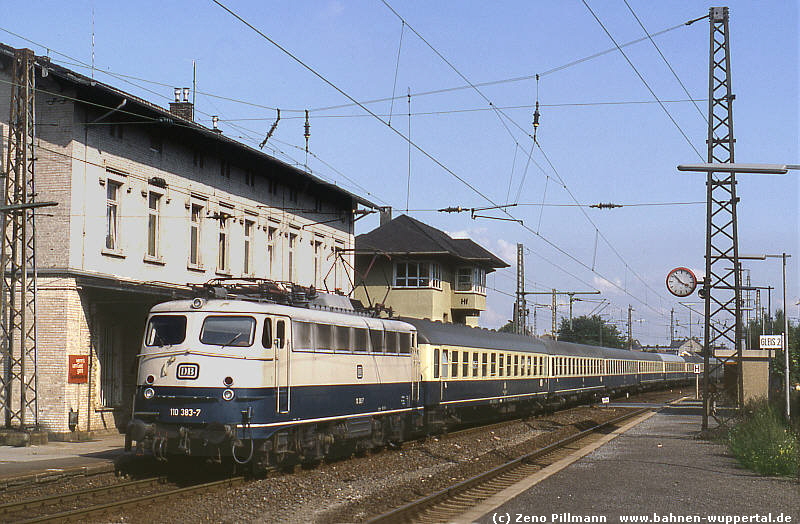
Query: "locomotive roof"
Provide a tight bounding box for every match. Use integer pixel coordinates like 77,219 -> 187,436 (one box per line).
150,299 -> 413,331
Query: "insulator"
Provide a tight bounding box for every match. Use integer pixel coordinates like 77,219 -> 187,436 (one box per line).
304,110 -> 310,140
533,101 -> 540,128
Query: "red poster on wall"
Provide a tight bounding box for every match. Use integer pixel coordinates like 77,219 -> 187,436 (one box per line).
68,355 -> 88,384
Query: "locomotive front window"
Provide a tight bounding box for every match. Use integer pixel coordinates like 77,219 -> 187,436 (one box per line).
145,315 -> 187,346
200,316 -> 255,347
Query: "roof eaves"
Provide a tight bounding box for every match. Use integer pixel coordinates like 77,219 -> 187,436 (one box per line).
0,43 -> 378,210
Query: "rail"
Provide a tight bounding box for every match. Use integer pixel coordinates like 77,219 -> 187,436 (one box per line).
367,407 -> 651,523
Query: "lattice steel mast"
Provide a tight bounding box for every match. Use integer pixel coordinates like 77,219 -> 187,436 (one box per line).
514,243 -> 527,335
1,48 -> 39,428
702,7 -> 742,431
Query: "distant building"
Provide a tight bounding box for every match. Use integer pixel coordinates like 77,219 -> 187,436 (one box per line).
0,45 -> 375,437
353,214 -> 508,326
641,337 -> 702,355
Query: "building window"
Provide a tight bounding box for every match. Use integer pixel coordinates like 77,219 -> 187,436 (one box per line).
193,151 -> 204,168
218,214 -> 230,272
105,180 -> 122,251
394,262 -> 442,289
268,179 -> 278,195
243,219 -> 254,274
313,240 -> 323,287
245,170 -> 255,188
267,226 -> 277,278
220,160 -> 230,178
288,187 -> 298,202
190,203 -> 203,266
456,266 -> 487,294
147,192 -> 161,258
288,232 -> 297,282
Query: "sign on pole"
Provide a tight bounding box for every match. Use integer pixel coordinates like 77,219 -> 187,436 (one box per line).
759,335 -> 783,350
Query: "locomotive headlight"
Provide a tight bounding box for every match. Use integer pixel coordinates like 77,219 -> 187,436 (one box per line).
223,376 -> 234,387
191,298 -> 205,309
143,387 -> 155,399
222,388 -> 235,401
145,374 -> 155,385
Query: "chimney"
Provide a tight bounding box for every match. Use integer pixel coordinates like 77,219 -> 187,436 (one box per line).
169,87 -> 194,121
379,206 -> 392,226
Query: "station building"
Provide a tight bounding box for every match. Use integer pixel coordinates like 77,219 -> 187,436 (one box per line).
0,45 -> 375,438
353,214 -> 508,326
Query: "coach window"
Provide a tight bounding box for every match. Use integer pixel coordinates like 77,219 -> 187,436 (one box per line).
262,318 -> 272,348
315,323 -> 333,352
385,331 -> 398,354
451,351 -> 458,378
291,321 -> 311,351
490,353 -> 496,376
482,353 -> 488,377
507,354 -> 512,376
513,355 -> 519,376
353,328 -> 368,352
442,350 -> 449,378
369,328 -> 384,353
433,348 -> 440,378
398,332 -> 412,354
472,352 -> 479,377
334,325 -> 351,352
462,351 -> 469,377
498,354 -> 504,377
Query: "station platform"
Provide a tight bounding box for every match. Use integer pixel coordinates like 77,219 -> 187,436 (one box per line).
474,400 -> 799,523
0,433 -> 127,489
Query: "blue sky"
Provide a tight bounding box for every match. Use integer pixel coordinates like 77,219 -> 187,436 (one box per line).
2,1 -> 797,344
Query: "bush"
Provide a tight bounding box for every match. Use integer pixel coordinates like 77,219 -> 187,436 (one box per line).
727,401 -> 800,477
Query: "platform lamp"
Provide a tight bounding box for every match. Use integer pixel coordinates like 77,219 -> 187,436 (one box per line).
678,163 -> 798,422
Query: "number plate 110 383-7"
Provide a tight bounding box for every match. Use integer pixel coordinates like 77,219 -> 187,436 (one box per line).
167,408 -> 202,417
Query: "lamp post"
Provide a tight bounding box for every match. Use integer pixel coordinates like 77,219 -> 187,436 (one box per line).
740,253 -> 793,420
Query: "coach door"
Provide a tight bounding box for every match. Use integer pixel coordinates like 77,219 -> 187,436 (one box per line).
272,316 -> 290,413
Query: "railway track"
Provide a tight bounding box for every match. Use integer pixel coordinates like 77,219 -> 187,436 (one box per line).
0,475 -> 245,523
367,407 -> 651,524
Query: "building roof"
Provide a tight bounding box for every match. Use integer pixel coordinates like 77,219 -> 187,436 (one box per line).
0,43 -> 378,210
355,214 -> 509,269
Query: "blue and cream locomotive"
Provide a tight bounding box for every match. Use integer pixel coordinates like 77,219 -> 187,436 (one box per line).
126,281 -> 704,470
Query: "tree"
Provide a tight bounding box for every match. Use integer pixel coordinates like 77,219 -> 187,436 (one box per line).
497,321 -> 516,333
557,315 -> 626,349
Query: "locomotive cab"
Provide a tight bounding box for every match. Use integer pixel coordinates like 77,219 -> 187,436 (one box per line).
128,299 -> 288,459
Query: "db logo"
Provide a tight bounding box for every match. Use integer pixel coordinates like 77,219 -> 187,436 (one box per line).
176,363 -> 199,380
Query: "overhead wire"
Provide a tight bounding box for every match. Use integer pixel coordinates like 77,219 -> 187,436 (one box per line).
621,0 -> 706,122
210,0 -> 604,295
580,0 -> 704,160
209,0 -> 681,320
376,1 -> 684,321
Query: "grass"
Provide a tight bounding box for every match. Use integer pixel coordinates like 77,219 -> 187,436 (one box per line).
727,400 -> 800,477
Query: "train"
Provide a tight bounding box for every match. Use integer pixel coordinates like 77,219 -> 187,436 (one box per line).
126,281 -> 709,472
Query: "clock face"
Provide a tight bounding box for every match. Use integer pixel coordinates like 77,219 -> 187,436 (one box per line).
666,267 -> 697,297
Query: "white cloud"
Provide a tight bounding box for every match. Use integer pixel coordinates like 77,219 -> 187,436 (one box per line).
495,238 -> 517,265
593,275 -> 624,295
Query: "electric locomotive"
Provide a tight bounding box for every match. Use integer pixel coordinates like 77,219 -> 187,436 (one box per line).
127,281 -> 704,471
